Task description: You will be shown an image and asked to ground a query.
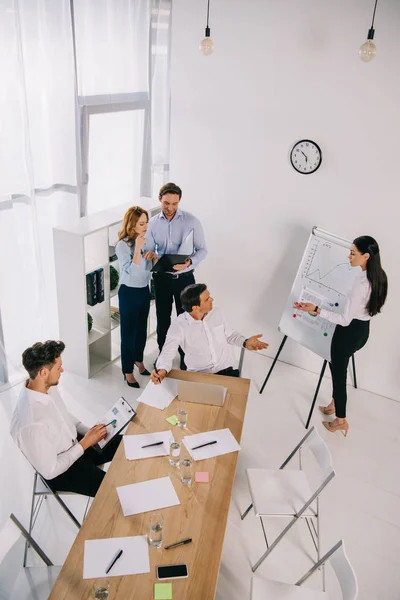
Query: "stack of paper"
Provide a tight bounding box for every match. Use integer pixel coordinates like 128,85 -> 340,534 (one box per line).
182,428 -> 241,461
123,431 -> 174,460
138,379 -> 178,410
116,476 -> 180,516
83,535 -> 150,579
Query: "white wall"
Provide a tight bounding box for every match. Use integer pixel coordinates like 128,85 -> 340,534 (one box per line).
169,0 -> 400,401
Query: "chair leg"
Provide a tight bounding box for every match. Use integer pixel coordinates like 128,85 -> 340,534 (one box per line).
240,503 -> 253,520
252,514 -> 300,572
51,491 -> 82,529
23,473 -> 38,567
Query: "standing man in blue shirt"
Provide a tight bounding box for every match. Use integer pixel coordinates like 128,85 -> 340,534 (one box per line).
146,183 -> 207,368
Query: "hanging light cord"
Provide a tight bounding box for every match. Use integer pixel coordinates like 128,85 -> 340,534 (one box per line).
206,0 -> 210,29
370,0 -> 378,29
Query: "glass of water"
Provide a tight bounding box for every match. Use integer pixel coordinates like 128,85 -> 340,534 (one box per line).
149,513 -> 164,548
93,579 -> 109,599
177,401 -> 188,428
169,440 -> 181,466
180,458 -> 193,485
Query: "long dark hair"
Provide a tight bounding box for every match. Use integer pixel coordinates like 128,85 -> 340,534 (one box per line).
353,236 -> 388,316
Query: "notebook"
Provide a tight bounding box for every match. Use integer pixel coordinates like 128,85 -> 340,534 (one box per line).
177,380 -> 227,407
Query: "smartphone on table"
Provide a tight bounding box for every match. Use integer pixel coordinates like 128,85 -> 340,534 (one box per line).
156,564 -> 188,580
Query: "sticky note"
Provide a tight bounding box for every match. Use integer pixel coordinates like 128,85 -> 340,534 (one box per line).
154,582 -> 173,600
195,472 -> 209,483
166,415 -> 178,426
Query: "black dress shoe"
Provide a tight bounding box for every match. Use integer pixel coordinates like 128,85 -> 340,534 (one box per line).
123,374 -> 140,388
138,368 -> 151,376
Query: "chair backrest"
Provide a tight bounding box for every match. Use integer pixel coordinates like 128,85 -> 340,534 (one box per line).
296,540 -> 358,600
0,517 -> 21,565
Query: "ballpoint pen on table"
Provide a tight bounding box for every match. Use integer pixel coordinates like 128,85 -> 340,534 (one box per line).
191,440 -> 217,451
165,538 -> 192,550
105,549 -> 123,574
142,441 -> 164,449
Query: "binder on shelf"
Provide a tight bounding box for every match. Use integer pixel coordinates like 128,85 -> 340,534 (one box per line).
95,268 -> 105,303
86,272 -> 97,306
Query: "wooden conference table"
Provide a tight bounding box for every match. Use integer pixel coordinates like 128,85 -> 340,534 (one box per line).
49,369 -> 250,599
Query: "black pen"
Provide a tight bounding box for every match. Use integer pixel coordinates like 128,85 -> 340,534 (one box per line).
104,419 -> 117,428
165,538 -> 192,550
154,367 -> 161,383
191,440 -> 217,451
105,549 -> 123,574
141,441 -> 164,449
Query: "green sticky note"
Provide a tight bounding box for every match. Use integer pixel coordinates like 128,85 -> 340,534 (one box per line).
166,415 -> 178,426
154,582 -> 173,600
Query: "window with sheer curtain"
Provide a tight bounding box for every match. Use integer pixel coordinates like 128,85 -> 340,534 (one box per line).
0,0 -> 171,388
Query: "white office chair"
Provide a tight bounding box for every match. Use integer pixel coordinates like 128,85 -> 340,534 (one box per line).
241,426 -> 335,572
251,539 -> 358,599
0,514 -> 61,600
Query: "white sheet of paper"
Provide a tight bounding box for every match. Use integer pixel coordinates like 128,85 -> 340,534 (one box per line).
183,428 -> 241,461
83,535 -> 150,579
116,476 -> 180,516
138,378 -> 178,410
123,430 -> 174,460
178,229 -> 194,255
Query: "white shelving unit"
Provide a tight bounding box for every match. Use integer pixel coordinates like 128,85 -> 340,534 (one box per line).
53,200 -> 160,378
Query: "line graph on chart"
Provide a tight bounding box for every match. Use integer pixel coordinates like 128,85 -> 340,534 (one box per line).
302,238 -> 355,297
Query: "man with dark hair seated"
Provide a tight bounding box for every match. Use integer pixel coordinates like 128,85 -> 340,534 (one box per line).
10,340 -> 122,497
151,284 -> 269,383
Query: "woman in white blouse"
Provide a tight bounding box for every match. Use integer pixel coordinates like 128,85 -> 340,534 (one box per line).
295,236 -> 388,436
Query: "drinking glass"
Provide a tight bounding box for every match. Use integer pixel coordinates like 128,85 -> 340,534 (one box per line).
169,440 -> 181,466
180,458 -> 193,485
177,401 -> 188,428
149,513 -> 164,548
93,579 -> 109,599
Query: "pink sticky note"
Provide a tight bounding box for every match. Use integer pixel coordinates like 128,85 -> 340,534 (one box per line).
195,472 -> 209,483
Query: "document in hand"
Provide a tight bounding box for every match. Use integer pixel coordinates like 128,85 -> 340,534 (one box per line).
94,396 -> 136,452
123,430 -> 174,460
138,379 -> 178,410
116,476 -> 180,516
83,535 -> 150,579
182,428 -> 241,461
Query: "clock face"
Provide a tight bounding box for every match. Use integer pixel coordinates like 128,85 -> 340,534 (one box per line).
290,140 -> 322,174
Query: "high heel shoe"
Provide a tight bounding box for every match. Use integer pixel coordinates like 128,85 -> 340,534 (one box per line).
322,420 -> 349,437
135,362 -> 151,376
319,405 -> 335,416
123,374 -> 140,389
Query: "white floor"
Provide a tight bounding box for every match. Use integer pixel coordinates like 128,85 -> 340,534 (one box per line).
1,341 -> 400,599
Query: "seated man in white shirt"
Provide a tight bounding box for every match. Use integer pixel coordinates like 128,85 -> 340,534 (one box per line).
151,283 -> 269,383
10,340 -> 122,497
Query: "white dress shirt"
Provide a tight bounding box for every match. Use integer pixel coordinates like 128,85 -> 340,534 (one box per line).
156,307 -> 246,374
10,383 -> 89,480
319,270 -> 372,327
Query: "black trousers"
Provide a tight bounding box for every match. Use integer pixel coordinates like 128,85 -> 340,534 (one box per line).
153,271 -> 195,353
215,367 -> 240,378
329,319 -> 370,418
119,284 -> 150,373
44,434 -> 123,498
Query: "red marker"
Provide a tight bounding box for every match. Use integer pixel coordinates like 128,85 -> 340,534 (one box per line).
293,313 -> 297,318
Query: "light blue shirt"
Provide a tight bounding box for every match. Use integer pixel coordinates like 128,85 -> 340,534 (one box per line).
115,239 -> 151,288
145,208 -> 207,271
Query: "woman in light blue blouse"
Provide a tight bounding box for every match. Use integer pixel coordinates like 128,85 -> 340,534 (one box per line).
115,206 -> 156,388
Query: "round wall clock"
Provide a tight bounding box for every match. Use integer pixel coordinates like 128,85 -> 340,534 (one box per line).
290,139 -> 322,174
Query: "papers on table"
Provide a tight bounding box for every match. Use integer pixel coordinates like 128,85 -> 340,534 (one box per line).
138,379 -> 178,410
123,430 -> 174,460
83,535 -> 150,579
116,476 -> 180,516
183,428 -> 241,461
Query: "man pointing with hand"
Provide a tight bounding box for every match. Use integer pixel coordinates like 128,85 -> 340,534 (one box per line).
151,284 -> 269,383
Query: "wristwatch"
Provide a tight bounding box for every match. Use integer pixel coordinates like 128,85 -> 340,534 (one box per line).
243,339 -> 248,348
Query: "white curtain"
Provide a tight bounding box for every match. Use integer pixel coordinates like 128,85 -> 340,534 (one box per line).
0,0 -> 171,388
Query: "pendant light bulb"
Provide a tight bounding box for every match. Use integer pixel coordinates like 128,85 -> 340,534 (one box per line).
200,0 -> 214,56
359,0 -> 378,62
200,28 -> 214,56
